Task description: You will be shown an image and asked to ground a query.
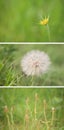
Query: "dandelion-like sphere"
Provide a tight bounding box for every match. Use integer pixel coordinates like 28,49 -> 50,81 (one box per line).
21,50 -> 51,76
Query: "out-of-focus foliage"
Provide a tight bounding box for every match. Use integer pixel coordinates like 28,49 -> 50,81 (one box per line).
0,44 -> 64,86
0,0 -> 64,41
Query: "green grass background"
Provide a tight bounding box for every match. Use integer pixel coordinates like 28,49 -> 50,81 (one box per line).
0,44 -> 64,86
0,88 -> 64,130
0,0 -> 64,41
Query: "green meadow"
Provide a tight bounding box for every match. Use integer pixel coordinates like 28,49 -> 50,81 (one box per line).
0,44 -> 64,86
0,0 -> 64,42
0,88 -> 64,130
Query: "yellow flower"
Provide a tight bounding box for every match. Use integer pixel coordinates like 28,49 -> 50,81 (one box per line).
40,17 -> 49,25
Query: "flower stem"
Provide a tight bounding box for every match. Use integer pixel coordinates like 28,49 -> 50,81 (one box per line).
51,108 -> 55,126
10,108 -> 14,130
31,76 -> 34,86
34,93 -> 38,121
46,24 -> 51,42
43,100 -> 49,130
6,114 -> 11,130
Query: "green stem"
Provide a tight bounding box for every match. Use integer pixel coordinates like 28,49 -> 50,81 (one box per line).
44,100 -> 49,130
51,109 -> 55,126
10,109 -> 14,130
31,76 -> 34,86
6,114 -> 11,130
46,24 -> 51,42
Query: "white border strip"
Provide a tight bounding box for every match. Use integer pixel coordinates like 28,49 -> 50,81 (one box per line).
0,42 -> 64,44
0,86 -> 64,88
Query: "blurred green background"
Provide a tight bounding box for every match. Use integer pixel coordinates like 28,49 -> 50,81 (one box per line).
0,0 -> 64,42
0,44 -> 64,86
0,88 -> 64,130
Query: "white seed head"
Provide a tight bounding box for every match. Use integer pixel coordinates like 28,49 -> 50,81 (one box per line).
21,50 -> 51,76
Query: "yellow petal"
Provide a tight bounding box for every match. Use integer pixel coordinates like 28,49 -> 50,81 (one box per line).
40,18 -> 49,25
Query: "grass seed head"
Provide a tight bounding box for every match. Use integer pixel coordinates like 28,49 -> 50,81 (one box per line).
35,93 -> 38,101
4,105 -> 9,113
